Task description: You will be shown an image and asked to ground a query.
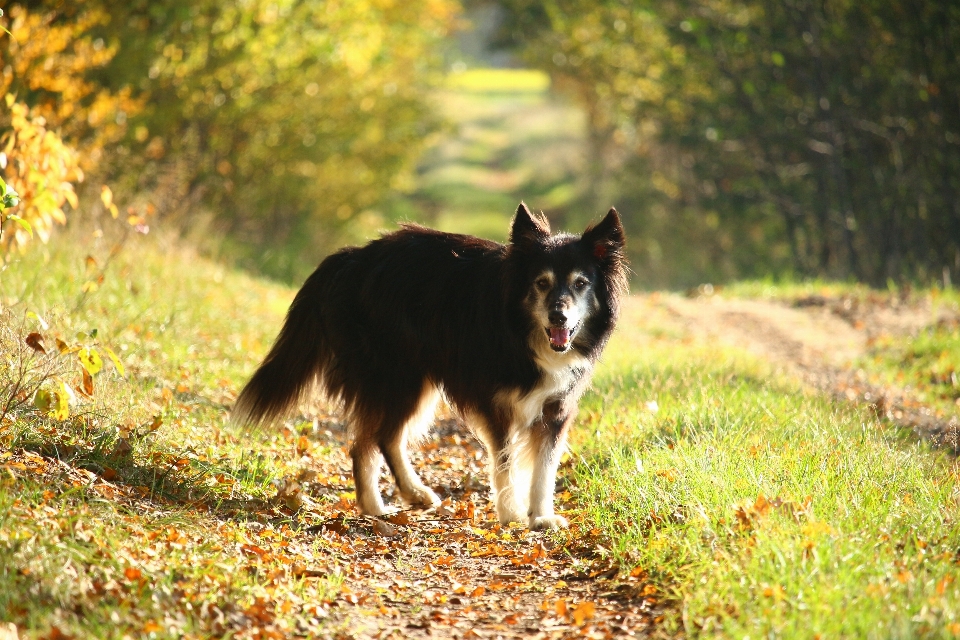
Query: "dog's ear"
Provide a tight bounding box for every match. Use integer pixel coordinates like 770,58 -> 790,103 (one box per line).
510,202 -> 551,246
582,207 -> 625,260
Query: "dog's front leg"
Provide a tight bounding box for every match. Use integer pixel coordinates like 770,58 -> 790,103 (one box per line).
528,404 -> 573,530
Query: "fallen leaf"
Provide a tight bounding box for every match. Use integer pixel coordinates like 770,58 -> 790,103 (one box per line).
373,519 -> 398,537
555,599 -> 567,617
81,369 -> 94,396
572,601 -> 595,625
25,332 -> 45,354
386,511 -> 411,525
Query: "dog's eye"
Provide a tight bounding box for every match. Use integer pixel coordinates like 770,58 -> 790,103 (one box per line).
573,277 -> 589,290
536,278 -> 551,291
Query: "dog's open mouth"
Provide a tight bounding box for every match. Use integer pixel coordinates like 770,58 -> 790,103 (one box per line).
546,323 -> 580,352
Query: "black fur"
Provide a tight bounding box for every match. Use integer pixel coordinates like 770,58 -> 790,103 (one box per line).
234,203 -> 627,528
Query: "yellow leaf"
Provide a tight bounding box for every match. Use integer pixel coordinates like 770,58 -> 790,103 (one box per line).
63,186 -> 78,209
34,388 -> 54,414
50,380 -> 69,420
103,346 -> 125,377
78,347 -> 103,375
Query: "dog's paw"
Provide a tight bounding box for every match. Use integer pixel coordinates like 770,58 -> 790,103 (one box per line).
530,514 -> 569,531
402,485 -> 441,509
496,503 -> 526,525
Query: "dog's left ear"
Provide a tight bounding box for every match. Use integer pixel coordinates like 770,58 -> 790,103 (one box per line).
582,207 -> 625,260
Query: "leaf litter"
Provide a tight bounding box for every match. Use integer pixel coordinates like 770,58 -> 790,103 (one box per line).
1,406 -> 671,639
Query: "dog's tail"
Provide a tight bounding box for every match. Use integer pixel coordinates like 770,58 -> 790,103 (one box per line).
231,258 -> 338,428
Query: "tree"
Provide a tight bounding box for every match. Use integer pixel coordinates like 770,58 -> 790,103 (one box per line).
492,0 -> 960,287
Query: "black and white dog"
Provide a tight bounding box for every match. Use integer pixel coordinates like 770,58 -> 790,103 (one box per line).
233,204 -> 627,529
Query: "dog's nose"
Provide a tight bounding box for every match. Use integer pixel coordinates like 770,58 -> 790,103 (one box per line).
548,309 -> 567,326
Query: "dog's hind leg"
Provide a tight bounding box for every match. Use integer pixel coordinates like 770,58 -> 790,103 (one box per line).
379,385 -> 442,508
468,412 -> 525,525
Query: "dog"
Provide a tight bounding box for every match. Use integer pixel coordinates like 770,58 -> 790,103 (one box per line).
232,203 -> 627,529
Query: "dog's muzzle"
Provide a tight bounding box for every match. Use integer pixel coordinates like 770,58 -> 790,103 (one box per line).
546,322 -> 580,352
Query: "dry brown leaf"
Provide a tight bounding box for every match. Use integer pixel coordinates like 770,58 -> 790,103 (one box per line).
24,332 -> 45,354
81,369 -> 94,396
373,519 -> 398,537
386,511 -> 410,525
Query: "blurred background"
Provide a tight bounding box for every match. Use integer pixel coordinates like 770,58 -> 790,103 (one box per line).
1,0 -> 958,289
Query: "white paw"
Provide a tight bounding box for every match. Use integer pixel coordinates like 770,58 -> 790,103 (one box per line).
402,485 -> 441,508
496,502 -> 526,525
530,514 -> 569,530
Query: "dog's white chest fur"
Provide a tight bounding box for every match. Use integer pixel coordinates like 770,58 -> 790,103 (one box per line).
498,349 -> 591,430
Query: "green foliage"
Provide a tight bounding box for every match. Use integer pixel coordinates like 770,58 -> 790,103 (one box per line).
87,0 -> 458,280
493,0 -> 960,288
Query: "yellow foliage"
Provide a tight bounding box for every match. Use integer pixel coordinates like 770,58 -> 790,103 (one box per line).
0,4 -> 141,169
0,98 -> 82,252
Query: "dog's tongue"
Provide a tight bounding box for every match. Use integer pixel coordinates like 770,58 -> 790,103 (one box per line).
550,327 -> 571,347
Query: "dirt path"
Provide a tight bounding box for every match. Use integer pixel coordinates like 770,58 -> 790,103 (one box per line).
660,292 -> 960,451
296,417 -> 668,639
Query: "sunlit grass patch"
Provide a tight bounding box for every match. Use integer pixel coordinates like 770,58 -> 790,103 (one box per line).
862,321 -> 960,419
445,68 -> 550,93
575,297 -> 960,637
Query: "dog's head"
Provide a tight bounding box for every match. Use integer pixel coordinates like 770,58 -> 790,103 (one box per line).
508,203 -> 627,359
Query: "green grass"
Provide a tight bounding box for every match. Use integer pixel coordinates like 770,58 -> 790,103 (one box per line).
573,297 -> 960,637
862,321 -> 960,418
